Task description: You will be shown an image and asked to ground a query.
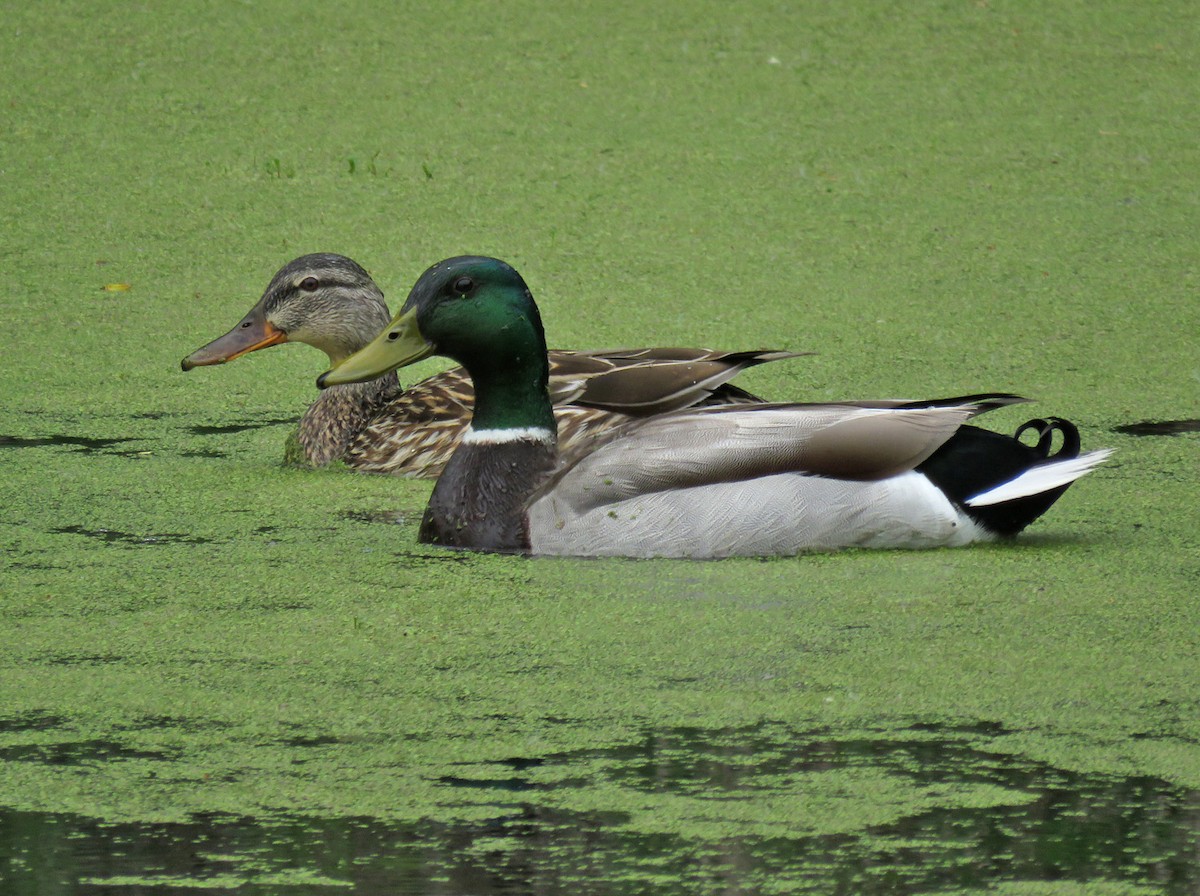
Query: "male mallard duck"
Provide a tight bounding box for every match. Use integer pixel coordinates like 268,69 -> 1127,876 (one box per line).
317,256 -> 1112,558
181,254 -> 799,476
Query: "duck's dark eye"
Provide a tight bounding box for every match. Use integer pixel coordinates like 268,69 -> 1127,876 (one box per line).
299,277 -> 319,292
452,276 -> 474,295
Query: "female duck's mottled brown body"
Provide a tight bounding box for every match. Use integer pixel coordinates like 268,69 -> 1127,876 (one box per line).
337,347 -> 788,477
181,254 -> 797,477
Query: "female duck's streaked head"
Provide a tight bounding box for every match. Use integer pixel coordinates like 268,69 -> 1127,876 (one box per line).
182,254 -> 390,370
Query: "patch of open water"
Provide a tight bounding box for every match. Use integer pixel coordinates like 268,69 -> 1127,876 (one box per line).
187,417 -> 299,436
1113,419 -> 1200,436
0,434 -> 146,455
0,413 -> 298,460
50,525 -> 214,547
0,721 -> 1195,895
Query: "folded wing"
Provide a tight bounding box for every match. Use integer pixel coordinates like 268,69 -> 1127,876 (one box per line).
538,401 -> 991,514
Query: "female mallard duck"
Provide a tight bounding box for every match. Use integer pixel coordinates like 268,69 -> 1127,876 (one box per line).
317,256 -> 1112,558
182,254 -> 796,477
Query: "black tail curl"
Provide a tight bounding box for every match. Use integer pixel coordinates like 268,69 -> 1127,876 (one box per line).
917,416 -> 1086,537
1013,417 -> 1081,460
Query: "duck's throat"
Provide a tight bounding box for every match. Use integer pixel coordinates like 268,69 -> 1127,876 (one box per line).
298,373 -> 399,466
420,347 -> 558,552
466,361 -> 557,436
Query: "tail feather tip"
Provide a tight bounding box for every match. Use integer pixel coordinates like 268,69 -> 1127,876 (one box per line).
965,448 -> 1114,507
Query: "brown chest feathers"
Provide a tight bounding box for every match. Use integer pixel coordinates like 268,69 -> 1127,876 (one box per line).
419,438 -> 557,552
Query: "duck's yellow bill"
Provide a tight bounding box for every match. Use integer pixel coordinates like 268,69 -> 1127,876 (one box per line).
317,307 -> 432,388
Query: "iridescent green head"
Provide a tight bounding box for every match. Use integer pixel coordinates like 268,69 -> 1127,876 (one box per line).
319,256 -> 554,432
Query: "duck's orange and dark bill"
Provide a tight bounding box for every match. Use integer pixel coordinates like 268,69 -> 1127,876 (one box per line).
181,313 -> 287,371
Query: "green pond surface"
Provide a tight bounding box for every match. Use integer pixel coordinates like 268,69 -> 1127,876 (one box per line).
2,1 -> 1198,893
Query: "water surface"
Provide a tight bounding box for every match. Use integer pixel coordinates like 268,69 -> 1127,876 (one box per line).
3,0 -> 1198,893
3,722 -> 1196,894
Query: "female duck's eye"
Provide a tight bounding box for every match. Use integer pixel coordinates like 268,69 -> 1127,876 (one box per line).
299,277 -> 319,292
452,276 -> 474,295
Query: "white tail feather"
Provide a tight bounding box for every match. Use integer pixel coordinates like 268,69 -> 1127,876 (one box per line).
966,449 -> 1114,507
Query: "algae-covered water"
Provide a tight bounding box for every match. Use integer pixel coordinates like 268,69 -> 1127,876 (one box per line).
3,1 -> 1198,893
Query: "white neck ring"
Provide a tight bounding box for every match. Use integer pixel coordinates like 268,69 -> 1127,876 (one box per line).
462,426 -> 556,445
